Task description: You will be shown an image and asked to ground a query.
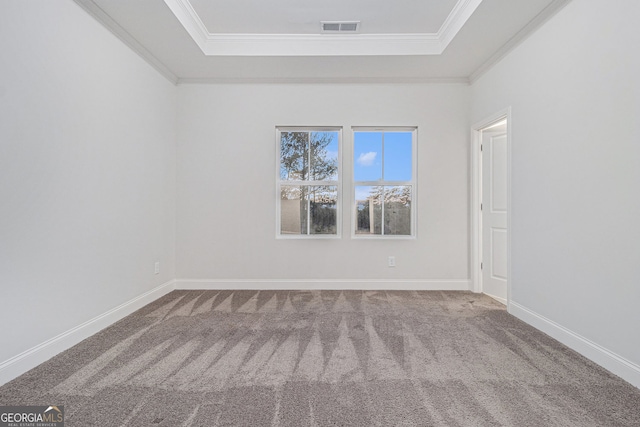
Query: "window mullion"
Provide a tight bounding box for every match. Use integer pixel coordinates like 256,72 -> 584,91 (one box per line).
381,186 -> 385,235
381,132 -> 385,235
307,189 -> 311,235
307,131 -> 312,181
307,132 -> 312,235
381,131 -> 385,181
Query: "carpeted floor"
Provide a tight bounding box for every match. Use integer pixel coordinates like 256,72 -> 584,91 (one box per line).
1,290 -> 639,426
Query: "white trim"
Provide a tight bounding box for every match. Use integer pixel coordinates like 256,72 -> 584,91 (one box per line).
72,0 -> 178,85
0,280 -> 176,386
175,279 -> 471,291
163,0 -> 482,56
438,0 -> 483,48
470,108 -> 512,305
510,301 -> 640,389
469,0 -> 572,84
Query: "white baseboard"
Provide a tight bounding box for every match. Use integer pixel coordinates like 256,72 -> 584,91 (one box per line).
0,280 -> 176,386
176,279 -> 471,291
510,301 -> 640,389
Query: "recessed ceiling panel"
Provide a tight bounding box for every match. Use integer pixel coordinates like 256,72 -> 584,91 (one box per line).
164,0 -> 483,56
189,0 -> 459,34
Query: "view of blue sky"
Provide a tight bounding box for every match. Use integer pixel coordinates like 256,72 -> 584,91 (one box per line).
354,131 -> 412,182
280,130 -> 412,201
353,131 -> 412,200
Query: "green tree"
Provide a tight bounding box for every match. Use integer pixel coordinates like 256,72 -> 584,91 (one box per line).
280,131 -> 337,181
280,131 -> 338,234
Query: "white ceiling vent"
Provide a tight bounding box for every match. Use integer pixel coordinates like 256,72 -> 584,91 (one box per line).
321,21 -> 360,33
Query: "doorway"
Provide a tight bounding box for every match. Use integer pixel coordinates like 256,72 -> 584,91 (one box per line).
471,110 -> 511,306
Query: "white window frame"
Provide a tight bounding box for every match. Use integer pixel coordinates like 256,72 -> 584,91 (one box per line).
276,126 -> 342,239
351,126 -> 417,239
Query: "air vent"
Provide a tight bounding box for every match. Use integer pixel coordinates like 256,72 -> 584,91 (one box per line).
321,21 -> 360,33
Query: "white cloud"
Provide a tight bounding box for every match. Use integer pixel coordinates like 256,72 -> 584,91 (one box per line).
356,151 -> 377,166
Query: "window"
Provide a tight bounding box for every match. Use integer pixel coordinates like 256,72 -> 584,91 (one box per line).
277,127 -> 341,237
353,128 -> 416,237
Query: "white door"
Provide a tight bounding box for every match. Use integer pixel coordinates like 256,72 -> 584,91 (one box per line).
482,127 -> 508,303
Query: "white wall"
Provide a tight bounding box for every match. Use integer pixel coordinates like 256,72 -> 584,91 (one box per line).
176,84 -> 470,286
471,0 -> 640,384
0,0 -> 176,369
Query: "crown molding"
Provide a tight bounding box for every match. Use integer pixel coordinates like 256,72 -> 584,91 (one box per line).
438,0 -> 483,48
469,0 -> 573,84
73,0 -> 178,85
177,76 -> 470,85
164,0 -> 483,56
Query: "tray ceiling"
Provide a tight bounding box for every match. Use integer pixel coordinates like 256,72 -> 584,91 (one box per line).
75,0 -> 571,83
189,0 -> 458,34
164,0 -> 476,55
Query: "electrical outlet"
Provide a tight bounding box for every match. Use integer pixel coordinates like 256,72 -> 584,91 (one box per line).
154,261 -> 160,275
388,256 -> 396,267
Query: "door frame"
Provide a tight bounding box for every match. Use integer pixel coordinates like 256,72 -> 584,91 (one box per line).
470,107 -> 512,309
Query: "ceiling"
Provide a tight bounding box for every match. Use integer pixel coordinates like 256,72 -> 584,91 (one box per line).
188,0 -> 459,34
74,0 -> 570,84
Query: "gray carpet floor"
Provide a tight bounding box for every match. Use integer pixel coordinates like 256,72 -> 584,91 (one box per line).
1,290 -> 639,426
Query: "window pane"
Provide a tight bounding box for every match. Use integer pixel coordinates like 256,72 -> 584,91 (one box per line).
309,186 -> 337,234
280,186 -> 308,234
354,132 -> 382,181
383,132 -> 412,181
355,186 -> 382,235
310,132 -> 339,181
280,132 -> 309,180
384,186 -> 411,235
